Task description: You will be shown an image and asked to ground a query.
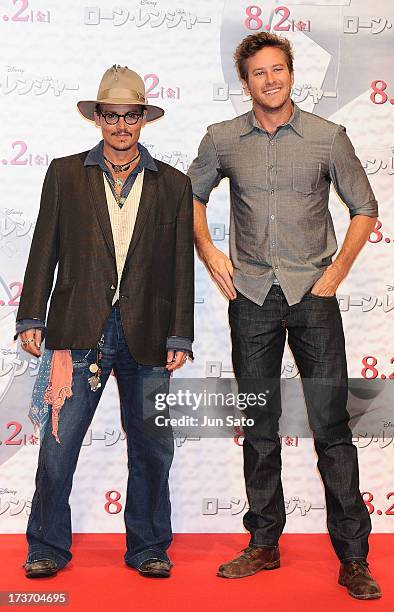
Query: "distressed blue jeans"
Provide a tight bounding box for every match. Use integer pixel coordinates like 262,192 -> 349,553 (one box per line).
26,306 -> 173,569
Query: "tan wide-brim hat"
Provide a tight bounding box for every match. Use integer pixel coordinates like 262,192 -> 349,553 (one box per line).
77,65 -> 164,123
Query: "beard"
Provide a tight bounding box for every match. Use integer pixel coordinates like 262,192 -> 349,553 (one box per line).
110,132 -> 133,151
111,142 -> 133,151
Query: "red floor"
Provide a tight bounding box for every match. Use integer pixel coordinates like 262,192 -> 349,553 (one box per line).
0,534 -> 391,611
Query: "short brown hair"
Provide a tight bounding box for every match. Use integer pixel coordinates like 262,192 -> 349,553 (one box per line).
234,32 -> 294,81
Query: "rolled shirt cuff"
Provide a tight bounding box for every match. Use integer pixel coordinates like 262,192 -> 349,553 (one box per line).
14,319 -> 46,341
166,336 -> 194,361
349,200 -> 378,219
193,193 -> 208,206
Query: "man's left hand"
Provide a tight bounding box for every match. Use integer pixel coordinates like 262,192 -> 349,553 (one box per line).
310,261 -> 348,297
166,350 -> 189,372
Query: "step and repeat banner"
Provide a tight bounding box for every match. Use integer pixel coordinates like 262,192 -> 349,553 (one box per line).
0,0 -> 393,535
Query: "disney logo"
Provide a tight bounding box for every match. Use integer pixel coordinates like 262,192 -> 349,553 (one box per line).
6,66 -> 24,73
4,208 -> 23,215
0,488 -> 17,495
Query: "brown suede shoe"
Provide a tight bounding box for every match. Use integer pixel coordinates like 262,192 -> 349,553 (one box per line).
217,546 -> 280,578
339,561 -> 381,600
137,559 -> 171,578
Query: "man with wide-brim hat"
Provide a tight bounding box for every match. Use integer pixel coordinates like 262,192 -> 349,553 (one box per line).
16,65 -> 194,579
77,64 -> 164,123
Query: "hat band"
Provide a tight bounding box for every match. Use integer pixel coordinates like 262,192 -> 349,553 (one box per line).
99,88 -> 146,102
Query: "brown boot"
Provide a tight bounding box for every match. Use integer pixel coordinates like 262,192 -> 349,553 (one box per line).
217,546 -> 280,578
339,560 -> 382,600
137,559 -> 171,578
24,559 -> 58,579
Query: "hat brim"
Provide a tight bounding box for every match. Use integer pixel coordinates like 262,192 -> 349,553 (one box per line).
77,99 -> 164,123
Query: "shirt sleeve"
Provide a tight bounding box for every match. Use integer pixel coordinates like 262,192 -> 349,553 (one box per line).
329,126 -> 378,219
14,319 -> 46,341
166,336 -> 194,361
187,129 -> 224,205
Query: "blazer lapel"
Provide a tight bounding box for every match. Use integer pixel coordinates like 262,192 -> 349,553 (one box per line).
87,165 -> 116,259
125,168 -> 156,264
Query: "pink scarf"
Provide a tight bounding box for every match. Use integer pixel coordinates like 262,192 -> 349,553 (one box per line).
44,350 -> 73,443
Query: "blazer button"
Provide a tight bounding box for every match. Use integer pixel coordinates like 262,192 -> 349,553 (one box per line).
120,295 -> 128,300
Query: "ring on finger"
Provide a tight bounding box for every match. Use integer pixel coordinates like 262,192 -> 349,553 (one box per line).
21,338 -> 34,345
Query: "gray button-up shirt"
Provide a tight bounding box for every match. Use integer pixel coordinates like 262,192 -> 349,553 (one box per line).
187,104 -> 378,306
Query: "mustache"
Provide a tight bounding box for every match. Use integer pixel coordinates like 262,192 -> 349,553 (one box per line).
112,131 -> 132,136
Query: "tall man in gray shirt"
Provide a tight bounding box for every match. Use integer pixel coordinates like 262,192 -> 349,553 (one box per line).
188,33 -> 381,600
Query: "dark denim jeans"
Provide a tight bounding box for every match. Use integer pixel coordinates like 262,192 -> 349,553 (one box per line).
26,307 -> 173,569
229,285 -> 371,561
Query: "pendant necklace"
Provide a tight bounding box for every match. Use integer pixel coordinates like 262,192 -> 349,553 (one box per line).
104,151 -> 140,173
114,177 -> 124,206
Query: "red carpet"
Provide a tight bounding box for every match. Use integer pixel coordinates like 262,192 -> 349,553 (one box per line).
0,534 -> 391,611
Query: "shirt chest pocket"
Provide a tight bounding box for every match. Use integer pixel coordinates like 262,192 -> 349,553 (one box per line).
292,164 -> 321,195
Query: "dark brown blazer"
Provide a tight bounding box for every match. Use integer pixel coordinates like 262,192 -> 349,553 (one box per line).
16,151 -> 194,366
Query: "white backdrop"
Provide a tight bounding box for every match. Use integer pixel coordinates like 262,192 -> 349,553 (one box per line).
0,0 -> 393,535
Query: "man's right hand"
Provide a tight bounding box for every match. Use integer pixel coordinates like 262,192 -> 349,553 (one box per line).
198,242 -> 236,300
20,328 -> 42,357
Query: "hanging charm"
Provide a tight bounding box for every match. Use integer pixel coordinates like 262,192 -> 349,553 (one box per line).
88,375 -> 101,392
113,163 -> 128,173
88,335 -> 104,392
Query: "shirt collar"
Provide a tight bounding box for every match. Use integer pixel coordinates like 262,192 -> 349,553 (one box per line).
240,103 -> 303,138
84,140 -> 158,173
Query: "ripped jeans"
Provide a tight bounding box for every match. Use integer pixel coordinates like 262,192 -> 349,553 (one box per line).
26,306 -> 173,569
